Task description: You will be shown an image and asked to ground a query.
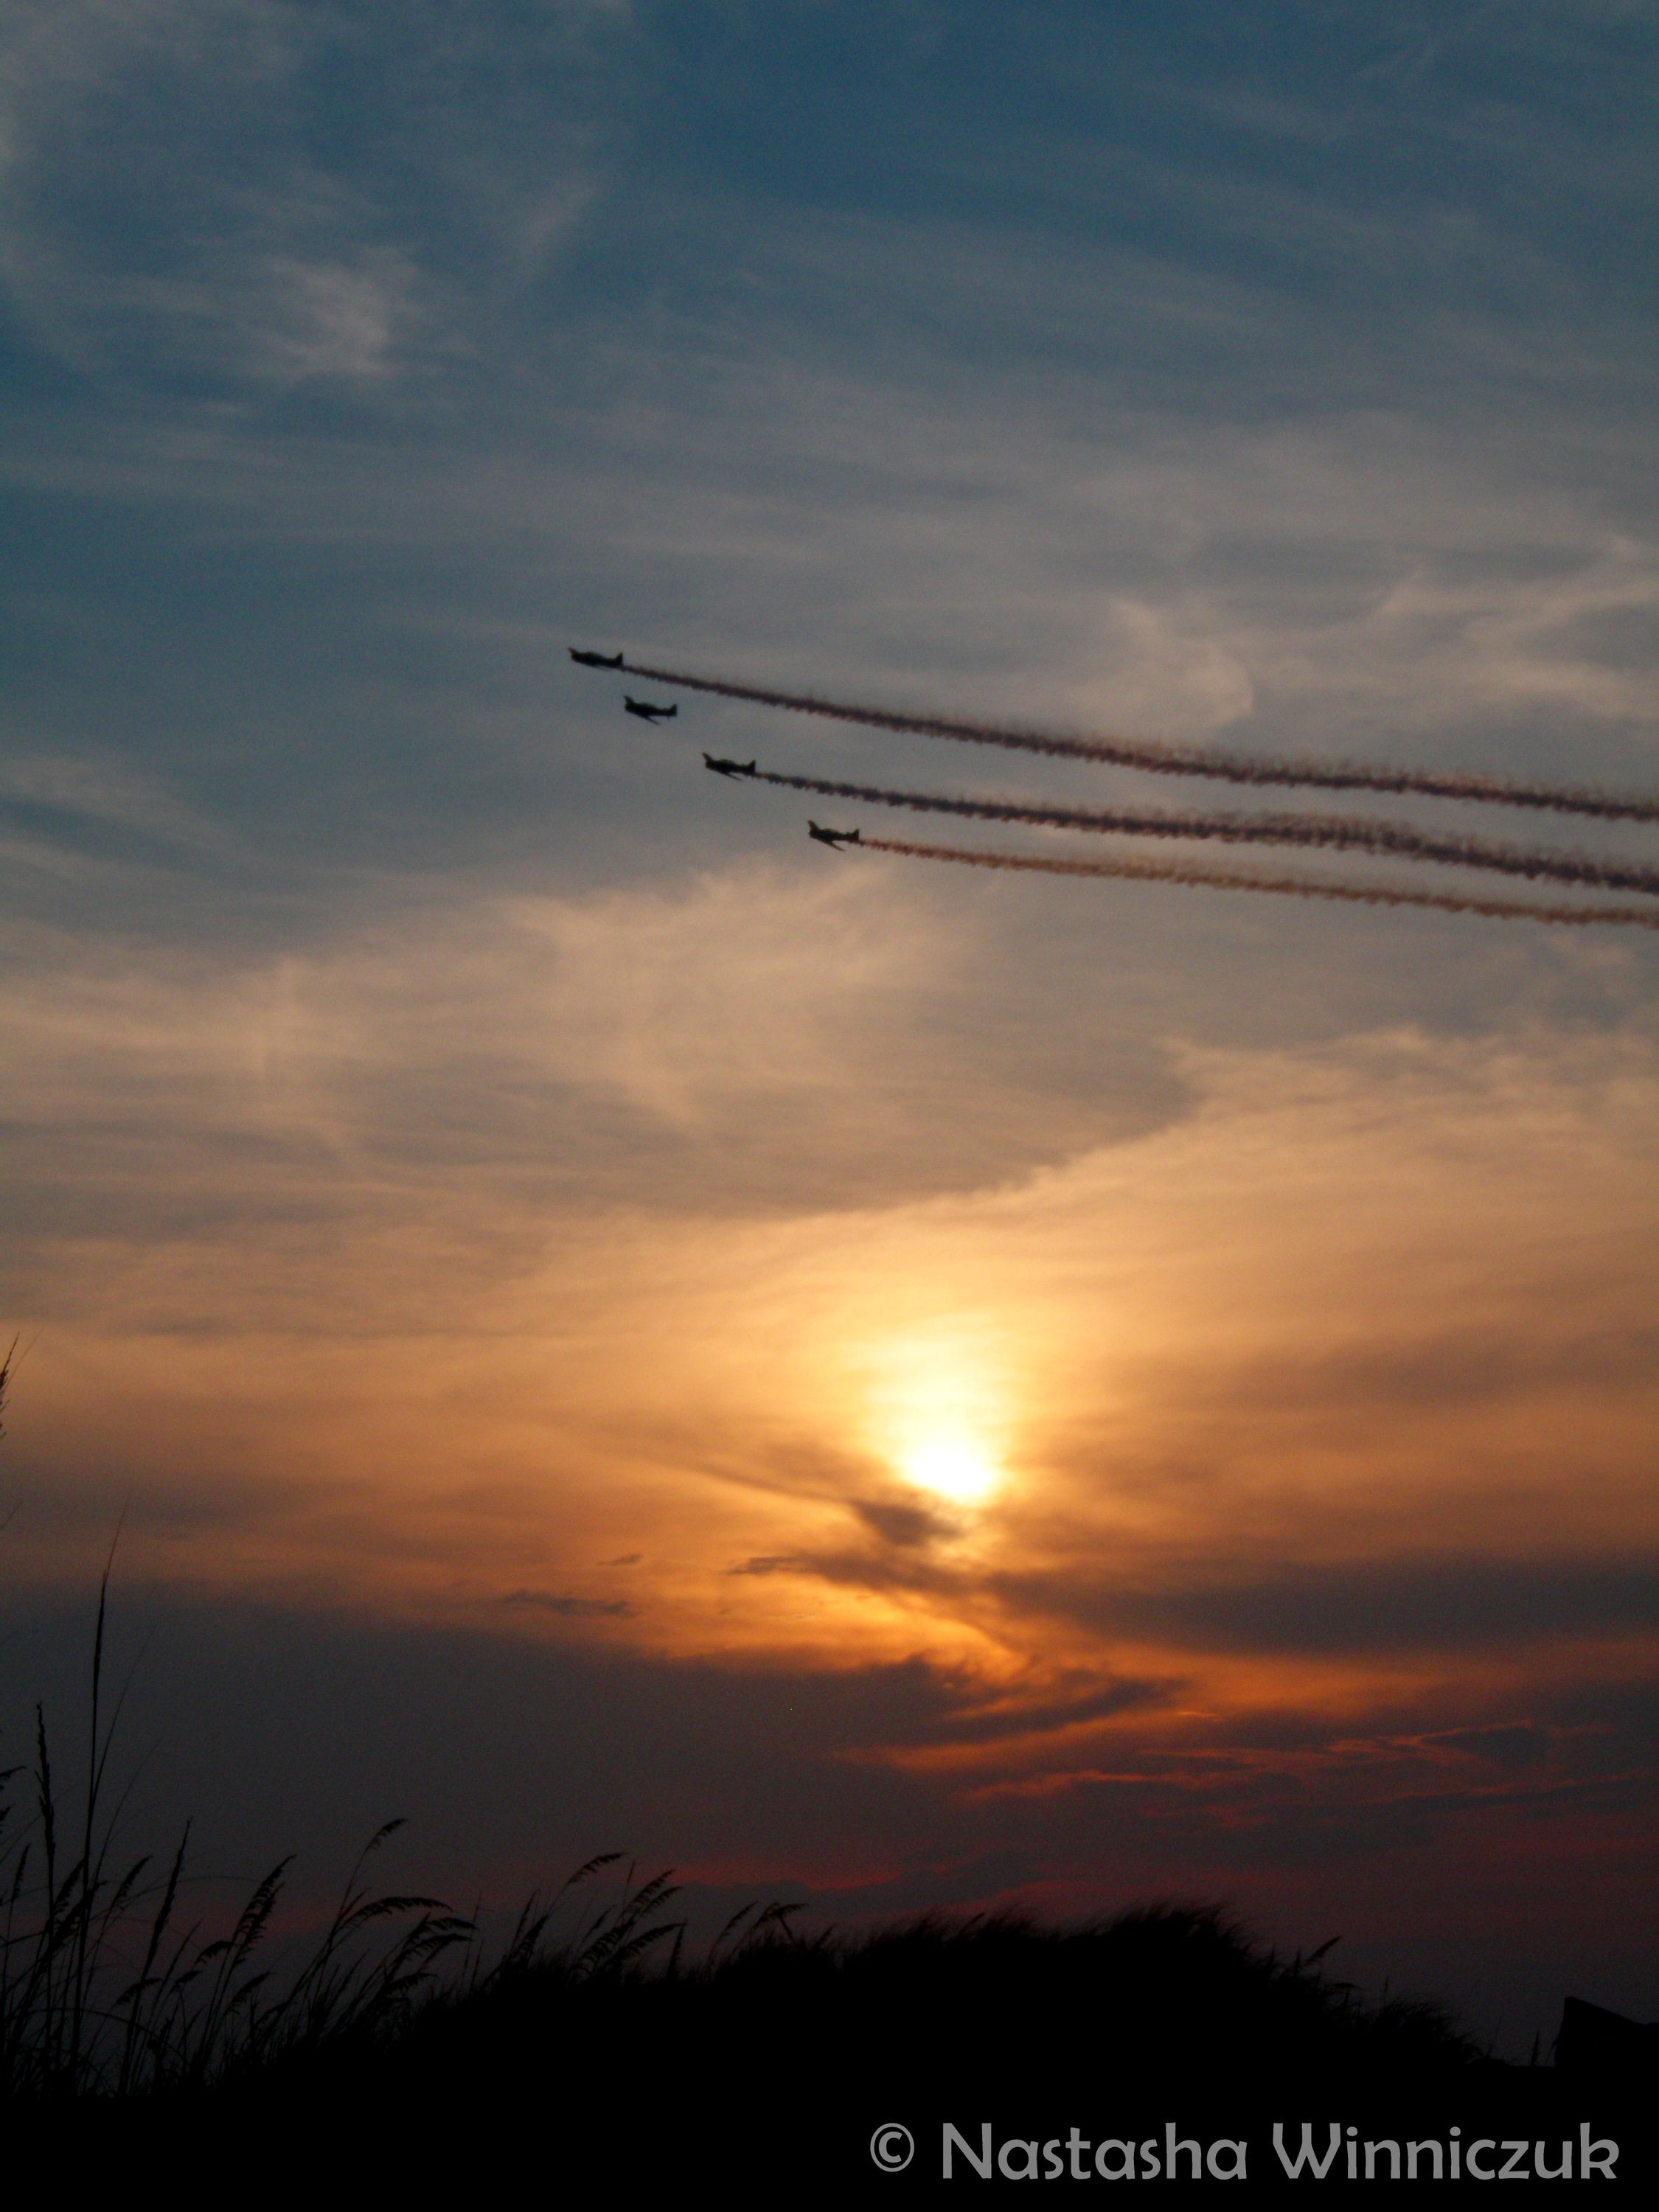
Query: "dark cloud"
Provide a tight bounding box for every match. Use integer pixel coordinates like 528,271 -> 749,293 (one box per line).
0,1593 -> 956,1891
499,1590 -> 633,1618
1427,1724 -> 1553,1771
1212,1324 -> 1659,1414
991,1556 -> 1659,1655
848,1496 -> 958,1547
717,1541 -> 1659,1661
923,1678 -> 1171,1747
728,1547 -> 965,1597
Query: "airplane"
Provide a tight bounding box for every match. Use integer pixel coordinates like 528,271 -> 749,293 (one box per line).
808,820 -> 860,849
703,752 -> 757,778
625,696 -> 678,722
568,648 -> 625,669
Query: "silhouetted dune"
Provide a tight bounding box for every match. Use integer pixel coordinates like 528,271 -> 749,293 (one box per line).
1557,1994 -> 1659,2084
61,1901 -> 1652,2199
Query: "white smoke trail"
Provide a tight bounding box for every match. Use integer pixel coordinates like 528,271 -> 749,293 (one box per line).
858,837 -> 1659,928
618,660 -> 1659,824
751,771 -> 1659,896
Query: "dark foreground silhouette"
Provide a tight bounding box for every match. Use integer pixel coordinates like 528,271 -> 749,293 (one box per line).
57,1902 -> 1652,2199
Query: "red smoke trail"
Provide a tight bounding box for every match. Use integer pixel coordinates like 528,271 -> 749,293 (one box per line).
621,661 -> 1659,824
750,771 -> 1659,896
859,837 -> 1659,928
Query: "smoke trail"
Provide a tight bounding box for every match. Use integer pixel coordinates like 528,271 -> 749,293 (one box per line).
622,660 -> 1659,823
859,837 -> 1659,928
752,771 -> 1659,895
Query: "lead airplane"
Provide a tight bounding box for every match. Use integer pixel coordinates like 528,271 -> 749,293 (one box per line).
625,696 -> 678,722
808,820 -> 860,849
568,648 -> 625,668
703,753 -> 757,778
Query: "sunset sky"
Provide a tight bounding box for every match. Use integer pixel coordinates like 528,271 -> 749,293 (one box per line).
2,0 -> 1655,2053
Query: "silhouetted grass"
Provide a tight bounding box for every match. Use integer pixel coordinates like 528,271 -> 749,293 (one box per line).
0,1697 -> 689,2105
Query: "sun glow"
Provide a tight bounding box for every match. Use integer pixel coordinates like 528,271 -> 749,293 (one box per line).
900,1435 -> 1003,1504
853,1322 -> 1020,1511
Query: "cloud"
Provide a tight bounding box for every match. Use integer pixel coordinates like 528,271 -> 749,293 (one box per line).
1237,535 -> 1659,740
244,252 -> 417,384
4,1015 -> 1652,1714
990,1556 -> 1659,1658
0,751 -> 220,844
8,858 -> 935,1134
498,866 -> 944,1123
849,1498 -> 957,1548
0,847 -> 1195,1279
0,0 -> 629,387
500,1588 -> 633,1618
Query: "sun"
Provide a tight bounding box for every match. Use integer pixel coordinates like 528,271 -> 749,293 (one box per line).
900,1435 -> 1002,1506
857,1323 -> 1015,1509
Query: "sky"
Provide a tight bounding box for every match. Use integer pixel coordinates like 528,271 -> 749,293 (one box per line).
1,0 -> 1656,2054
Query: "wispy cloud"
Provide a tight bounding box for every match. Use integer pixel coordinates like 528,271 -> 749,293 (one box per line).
0,0 -> 630,387
0,751 -> 228,859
